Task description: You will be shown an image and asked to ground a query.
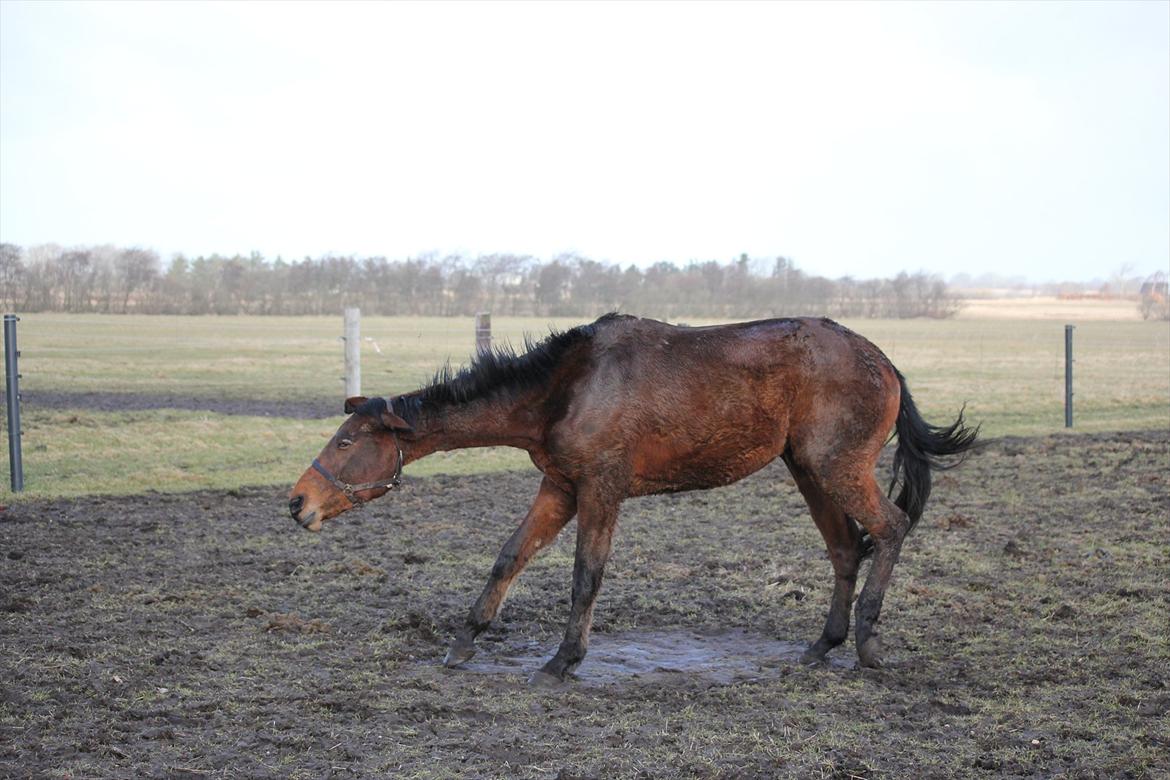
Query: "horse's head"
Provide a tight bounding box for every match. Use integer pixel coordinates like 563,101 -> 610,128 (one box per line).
288,396 -> 412,531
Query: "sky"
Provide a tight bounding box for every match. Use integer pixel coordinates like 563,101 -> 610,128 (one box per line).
1,1 -> 1167,282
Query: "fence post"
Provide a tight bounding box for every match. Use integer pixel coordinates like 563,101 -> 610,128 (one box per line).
1064,324 -> 1074,428
4,314 -> 23,492
475,312 -> 492,354
344,307 -> 360,398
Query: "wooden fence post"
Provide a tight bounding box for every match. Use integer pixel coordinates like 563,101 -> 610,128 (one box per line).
475,312 -> 492,354
344,307 -> 360,398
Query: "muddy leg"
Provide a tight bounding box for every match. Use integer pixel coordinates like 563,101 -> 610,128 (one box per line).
785,457 -> 862,664
444,477 -> 575,667
847,492 -> 909,668
797,447 -> 909,669
529,493 -> 618,684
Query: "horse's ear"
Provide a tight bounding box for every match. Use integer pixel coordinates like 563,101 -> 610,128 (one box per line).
344,396 -> 368,414
381,406 -> 413,433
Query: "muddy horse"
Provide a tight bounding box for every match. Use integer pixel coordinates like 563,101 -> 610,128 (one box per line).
290,314 -> 978,683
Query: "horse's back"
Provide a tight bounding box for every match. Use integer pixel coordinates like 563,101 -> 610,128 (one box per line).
589,315 -> 891,389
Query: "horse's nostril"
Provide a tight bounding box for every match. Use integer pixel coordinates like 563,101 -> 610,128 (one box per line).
289,495 -> 305,516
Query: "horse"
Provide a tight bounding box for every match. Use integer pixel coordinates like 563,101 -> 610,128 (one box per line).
289,313 -> 978,684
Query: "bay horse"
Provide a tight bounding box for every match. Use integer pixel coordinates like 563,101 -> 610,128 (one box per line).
289,314 -> 978,683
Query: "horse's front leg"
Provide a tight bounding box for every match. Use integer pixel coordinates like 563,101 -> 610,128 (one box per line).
529,488 -> 618,684
443,477 -> 576,667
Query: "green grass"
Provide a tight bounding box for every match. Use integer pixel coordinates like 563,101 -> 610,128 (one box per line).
2,314 -> 1167,500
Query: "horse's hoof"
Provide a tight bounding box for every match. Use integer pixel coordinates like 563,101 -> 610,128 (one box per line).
443,642 -> 476,668
526,669 -> 564,687
857,636 -> 883,668
800,648 -> 828,666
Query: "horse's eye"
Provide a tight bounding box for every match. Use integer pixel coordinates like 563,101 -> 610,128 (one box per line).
338,438 -> 354,449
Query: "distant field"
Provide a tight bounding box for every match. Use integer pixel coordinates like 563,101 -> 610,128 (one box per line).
2,311 -> 1168,499
956,296 -> 1147,321
6,314 -> 589,402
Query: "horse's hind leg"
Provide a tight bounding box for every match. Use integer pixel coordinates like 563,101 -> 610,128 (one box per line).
783,454 -> 863,664
823,471 -> 909,668
853,492 -> 909,667
444,477 -> 576,667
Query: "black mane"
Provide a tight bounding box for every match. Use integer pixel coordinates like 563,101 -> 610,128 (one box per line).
413,316 -> 616,411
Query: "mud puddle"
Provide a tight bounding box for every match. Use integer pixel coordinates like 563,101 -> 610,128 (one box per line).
458,629 -> 853,685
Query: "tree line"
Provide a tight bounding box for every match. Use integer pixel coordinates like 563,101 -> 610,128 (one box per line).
0,243 -> 959,319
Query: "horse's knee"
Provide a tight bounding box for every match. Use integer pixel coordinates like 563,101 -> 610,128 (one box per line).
571,563 -> 604,604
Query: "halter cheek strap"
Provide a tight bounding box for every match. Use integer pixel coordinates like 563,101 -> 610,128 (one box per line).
311,445 -> 403,506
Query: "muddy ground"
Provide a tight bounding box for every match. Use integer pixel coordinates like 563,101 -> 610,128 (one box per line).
2,430 -> 1167,779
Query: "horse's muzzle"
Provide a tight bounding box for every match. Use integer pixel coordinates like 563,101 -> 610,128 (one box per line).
289,494 -> 322,531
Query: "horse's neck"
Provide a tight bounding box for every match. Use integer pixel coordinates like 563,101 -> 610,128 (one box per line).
401,393 -> 540,463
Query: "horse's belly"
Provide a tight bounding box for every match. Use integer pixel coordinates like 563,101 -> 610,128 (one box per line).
630,436 -> 780,496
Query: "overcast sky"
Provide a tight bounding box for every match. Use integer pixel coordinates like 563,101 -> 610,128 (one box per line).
1,1 -> 1167,282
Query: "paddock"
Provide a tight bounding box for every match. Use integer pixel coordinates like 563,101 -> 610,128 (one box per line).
2,429 -> 1166,778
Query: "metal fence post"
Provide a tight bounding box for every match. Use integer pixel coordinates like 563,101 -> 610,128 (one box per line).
1064,324 -> 1074,428
4,314 -> 23,492
475,312 -> 492,354
344,307 -> 360,398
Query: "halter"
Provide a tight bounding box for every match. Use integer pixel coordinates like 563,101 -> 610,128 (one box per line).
311,440 -> 404,506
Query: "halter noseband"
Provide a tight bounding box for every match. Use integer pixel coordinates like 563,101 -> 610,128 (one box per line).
311,441 -> 404,506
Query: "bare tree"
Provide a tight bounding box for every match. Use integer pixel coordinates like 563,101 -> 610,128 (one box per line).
0,243 -> 23,310
56,249 -> 95,311
113,248 -> 161,313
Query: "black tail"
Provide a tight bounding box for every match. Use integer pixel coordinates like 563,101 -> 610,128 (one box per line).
889,369 -> 980,529
861,370 -> 980,559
